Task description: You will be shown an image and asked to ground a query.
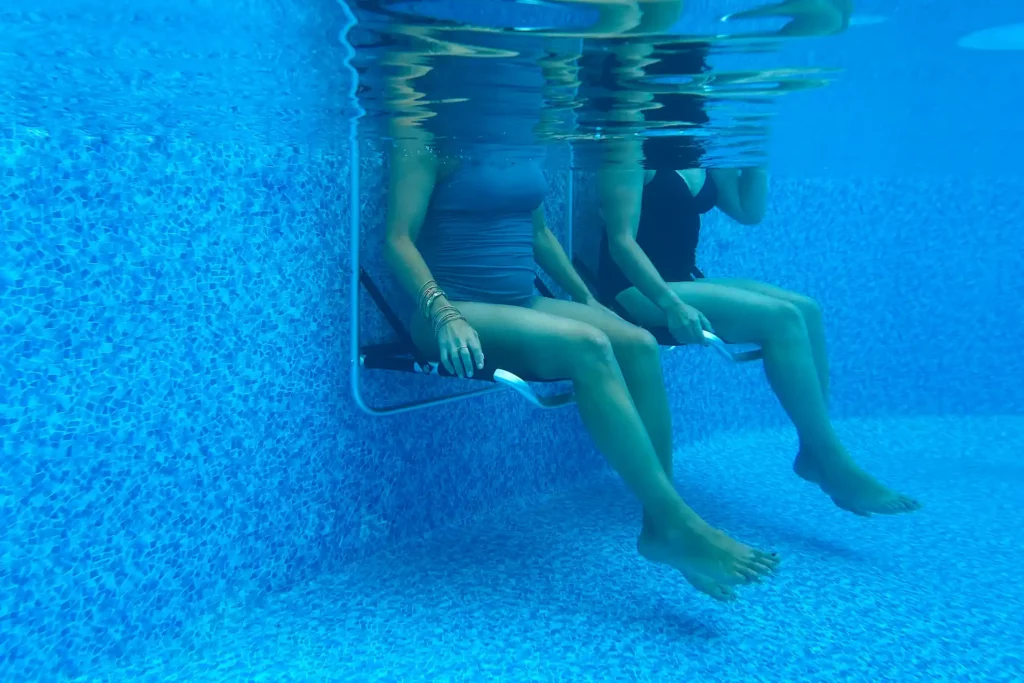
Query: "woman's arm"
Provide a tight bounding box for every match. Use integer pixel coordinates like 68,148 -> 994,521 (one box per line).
381,139 -> 443,309
710,167 -> 768,225
378,35 -> 486,377
382,139 -> 484,376
598,167 -> 712,342
599,167 -> 685,313
531,208 -> 594,304
379,32 -> 449,315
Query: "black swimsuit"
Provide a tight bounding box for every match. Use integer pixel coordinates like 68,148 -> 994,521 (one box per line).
597,170 -> 719,303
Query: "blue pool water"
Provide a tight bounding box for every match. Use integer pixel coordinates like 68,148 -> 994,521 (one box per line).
2,1 -> 1024,681
81,417 -> 1024,681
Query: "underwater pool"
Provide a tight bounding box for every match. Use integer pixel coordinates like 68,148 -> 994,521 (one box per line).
2,1 -> 1023,681
77,417 -> 1024,681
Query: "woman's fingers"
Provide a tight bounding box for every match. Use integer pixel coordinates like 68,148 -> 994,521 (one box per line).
458,346 -> 474,378
699,313 -> 715,335
471,338 -> 486,370
691,319 -> 707,344
439,325 -> 484,378
451,343 -> 467,377
671,323 -> 698,346
440,348 -> 456,376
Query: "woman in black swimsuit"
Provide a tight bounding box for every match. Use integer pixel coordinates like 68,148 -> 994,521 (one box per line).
598,166 -> 922,517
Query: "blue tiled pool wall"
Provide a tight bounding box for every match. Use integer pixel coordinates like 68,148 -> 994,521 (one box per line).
1,134 -> 350,680
2,3 -> 373,677
4,3 -> 1024,682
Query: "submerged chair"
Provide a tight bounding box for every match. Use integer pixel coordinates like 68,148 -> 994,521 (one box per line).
357,264 -> 762,413
357,268 -> 575,410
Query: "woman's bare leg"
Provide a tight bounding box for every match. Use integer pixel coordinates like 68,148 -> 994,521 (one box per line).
706,278 -> 830,403
617,283 -> 921,516
411,301 -> 778,600
528,298 -> 673,537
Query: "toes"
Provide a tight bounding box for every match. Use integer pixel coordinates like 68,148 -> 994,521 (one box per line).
901,496 -> 922,511
686,573 -> 737,602
721,570 -> 749,585
749,555 -> 779,574
828,485 -> 921,516
711,583 -> 739,601
735,566 -> 762,583
702,583 -> 737,602
879,495 -> 921,514
896,497 -> 920,513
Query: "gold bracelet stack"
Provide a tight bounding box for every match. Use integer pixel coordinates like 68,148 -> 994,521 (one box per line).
418,280 -> 465,337
418,279 -> 445,319
431,304 -> 465,338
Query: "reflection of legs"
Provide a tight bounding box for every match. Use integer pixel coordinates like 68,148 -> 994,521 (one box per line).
529,297 -> 672,536
725,0 -> 851,37
617,283 -> 921,516
410,300 -> 778,600
705,278 -> 830,403
561,0 -> 683,36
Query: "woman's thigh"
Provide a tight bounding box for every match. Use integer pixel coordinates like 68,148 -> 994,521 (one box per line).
615,281 -> 801,345
702,278 -> 821,318
528,296 -> 658,353
410,300 -> 612,381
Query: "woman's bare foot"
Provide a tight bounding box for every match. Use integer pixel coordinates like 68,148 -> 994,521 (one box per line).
637,523 -> 779,602
794,446 -> 922,516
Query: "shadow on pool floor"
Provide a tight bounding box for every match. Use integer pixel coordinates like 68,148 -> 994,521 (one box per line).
91,417 -> 1024,682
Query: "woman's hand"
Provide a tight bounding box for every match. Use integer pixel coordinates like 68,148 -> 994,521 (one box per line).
436,317 -> 485,378
665,301 -> 714,345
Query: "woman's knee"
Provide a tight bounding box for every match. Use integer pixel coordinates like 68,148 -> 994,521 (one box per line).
792,294 -> 823,326
566,327 -> 619,376
609,325 -> 660,365
758,299 -> 808,341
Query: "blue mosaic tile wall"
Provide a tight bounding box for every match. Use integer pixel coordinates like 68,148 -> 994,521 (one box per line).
2,132 -> 352,678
